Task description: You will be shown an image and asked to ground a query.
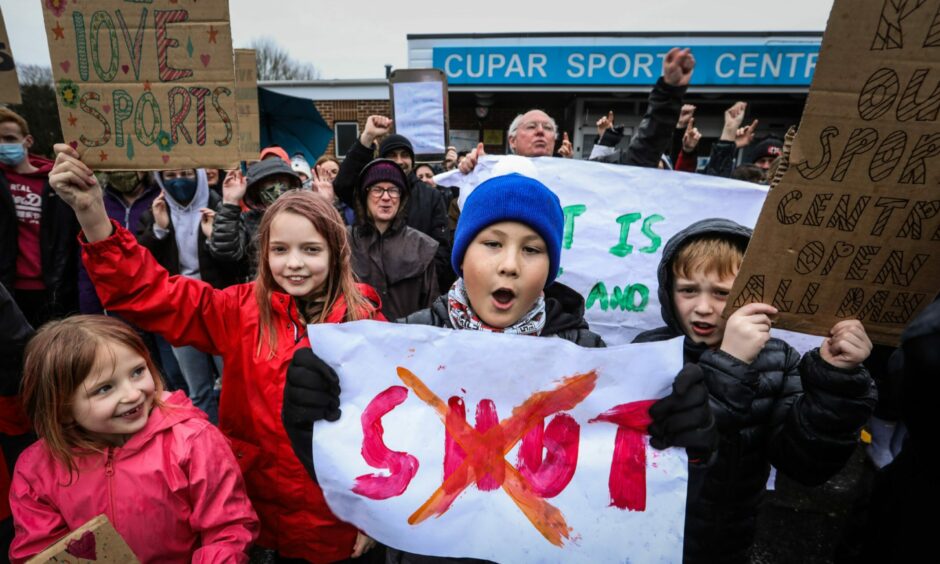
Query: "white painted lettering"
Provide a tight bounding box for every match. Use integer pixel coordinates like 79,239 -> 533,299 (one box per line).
785,52 -> 805,77
588,53 -> 605,77
444,54 -> 463,78
567,53 -> 585,78
739,53 -> 758,78
529,53 -> 548,78
488,53 -> 506,78
467,54 -> 484,78
609,53 -> 630,78
506,54 -> 525,78
805,53 -> 818,78
635,53 -> 654,78
761,53 -> 782,78
716,53 -> 736,78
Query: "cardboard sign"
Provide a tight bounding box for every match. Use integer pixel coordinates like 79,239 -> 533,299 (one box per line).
234,49 -> 260,161
0,7 -> 21,104
310,321 -> 687,563
390,69 -> 448,160
42,0 -> 240,170
27,514 -> 139,564
727,0 -> 940,345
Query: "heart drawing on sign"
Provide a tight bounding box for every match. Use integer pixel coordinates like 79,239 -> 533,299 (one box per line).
68,141 -> 78,150
121,64 -> 129,74
162,155 -> 170,164
59,60 -> 70,73
102,105 -> 111,114
200,54 -> 211,67
65,531 -> 97,560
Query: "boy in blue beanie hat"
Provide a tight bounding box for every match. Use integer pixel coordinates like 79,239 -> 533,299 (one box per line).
281,173 -> 718,563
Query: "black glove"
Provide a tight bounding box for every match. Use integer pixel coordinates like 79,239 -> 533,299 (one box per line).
648,363 -> 717,464
282,348 -> 342,482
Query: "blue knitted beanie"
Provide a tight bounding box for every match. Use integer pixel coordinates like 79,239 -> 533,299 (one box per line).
451,173 -> 564,287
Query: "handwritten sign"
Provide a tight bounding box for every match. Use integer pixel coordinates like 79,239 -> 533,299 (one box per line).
234,49 -> 259,161
390,69 -> 448,158
436,156 -> 788,347
727,0 -> 940,345
310,321 -> 686,563
27,514 -> 139,564
0,8 -> 21,104
42,0 -> 240,169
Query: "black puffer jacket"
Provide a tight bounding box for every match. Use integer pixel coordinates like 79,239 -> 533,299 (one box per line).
137,191 -> 244,289
634,218 -> 877,564
588,78 -> 686,168
205,202 -> 261,282
388,282 -> 603,564
334,141 -> 452,291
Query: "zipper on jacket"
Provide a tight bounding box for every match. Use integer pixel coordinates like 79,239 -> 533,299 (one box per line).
105,448 -> 116,526
287,297 -> 301,343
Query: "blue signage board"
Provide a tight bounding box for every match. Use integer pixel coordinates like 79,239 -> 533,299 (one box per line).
433,44 -> 820,86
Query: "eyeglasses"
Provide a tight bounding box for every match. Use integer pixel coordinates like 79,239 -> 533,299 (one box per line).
520,121 -> 556,133
368,186 -> 401,199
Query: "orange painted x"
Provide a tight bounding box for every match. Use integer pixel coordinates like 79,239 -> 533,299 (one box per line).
396,367 -> 598,546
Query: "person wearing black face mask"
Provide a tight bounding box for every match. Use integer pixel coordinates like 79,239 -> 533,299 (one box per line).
137,169 -> 243,422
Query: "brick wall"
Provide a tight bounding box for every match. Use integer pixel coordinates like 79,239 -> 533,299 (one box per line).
315,99 -> 391,158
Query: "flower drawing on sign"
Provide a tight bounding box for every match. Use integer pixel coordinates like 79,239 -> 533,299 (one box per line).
157,131 -> 175,153
57,79 -> 79,108
45,0 -> 67,18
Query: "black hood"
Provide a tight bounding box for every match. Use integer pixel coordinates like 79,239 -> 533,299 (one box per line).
654,218 -> 752,337
543,282 -> 592,337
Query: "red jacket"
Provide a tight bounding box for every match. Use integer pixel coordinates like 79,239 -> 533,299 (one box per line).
81,223 -> 384,561
9,391 -> 258,563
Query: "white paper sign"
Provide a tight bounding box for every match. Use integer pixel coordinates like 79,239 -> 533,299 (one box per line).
435,157 -> 822,353
393,81 -> 446,155
310,321 -> 688,563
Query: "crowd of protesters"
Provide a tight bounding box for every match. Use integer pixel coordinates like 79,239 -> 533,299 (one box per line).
0,43 -> 933,564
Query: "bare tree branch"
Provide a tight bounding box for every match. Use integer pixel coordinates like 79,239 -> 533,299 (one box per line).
250,38 -> 321,81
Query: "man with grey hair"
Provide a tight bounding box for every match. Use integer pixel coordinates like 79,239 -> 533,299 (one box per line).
459,47 -> 695,173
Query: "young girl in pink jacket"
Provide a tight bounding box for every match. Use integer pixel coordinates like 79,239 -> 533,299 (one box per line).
8,316 -> 259,563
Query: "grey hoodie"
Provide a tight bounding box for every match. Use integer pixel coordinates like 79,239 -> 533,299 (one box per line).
151,169 -> 210,280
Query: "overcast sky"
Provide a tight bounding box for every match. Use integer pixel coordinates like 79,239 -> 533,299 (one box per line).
1,0 -> 835,79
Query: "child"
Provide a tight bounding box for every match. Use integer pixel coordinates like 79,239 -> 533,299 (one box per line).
634,218 -> 877,564
349,159 -> 439,320
9,315 -> 258,563
282,174 -> 715,563
47,144 -> 383,562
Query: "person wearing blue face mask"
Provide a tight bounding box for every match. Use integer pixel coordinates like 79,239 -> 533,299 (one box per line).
0,108 -> 80,327
136,168 -> 243,423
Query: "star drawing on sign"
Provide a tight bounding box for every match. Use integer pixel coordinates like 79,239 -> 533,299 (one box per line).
143,81 -> 152,92
207,25 -> 219,44
52,23 -> 65,40
67,113 -> 77,127
98,151 -> 108,162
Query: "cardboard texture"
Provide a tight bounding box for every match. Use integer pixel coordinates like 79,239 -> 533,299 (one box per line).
26,514 -> 139,564
41,0 -> 240,170
234,49 -> 260,161
0,8 -> 22,104
727,0 -> 940,346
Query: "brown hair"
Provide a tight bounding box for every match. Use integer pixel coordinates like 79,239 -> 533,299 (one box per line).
672,237 -> 745,283
315,155 -> 339,168
20,316 -> 165,476
254,190 -> 373,355
0,108 -> 30,136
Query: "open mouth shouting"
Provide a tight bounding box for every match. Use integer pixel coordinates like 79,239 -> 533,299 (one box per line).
492,287 -> 517,311
690,321 -> 717,337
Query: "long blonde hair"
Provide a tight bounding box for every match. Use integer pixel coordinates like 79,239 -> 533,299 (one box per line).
20,316 -> 165,477
254,191 -> 373,356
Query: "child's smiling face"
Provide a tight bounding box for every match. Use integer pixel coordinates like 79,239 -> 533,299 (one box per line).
70,342 -> 156,446
461,221 -> 549,328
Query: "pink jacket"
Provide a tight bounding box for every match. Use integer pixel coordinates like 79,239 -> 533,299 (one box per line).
8,391 -> 259,563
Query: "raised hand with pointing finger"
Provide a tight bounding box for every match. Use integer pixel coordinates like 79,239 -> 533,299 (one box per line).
458,142 -> 485,174
557,132 -> 573,158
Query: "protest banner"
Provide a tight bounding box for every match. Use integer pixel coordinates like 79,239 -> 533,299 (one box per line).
390,68 -> 448,160
310,321 -> 687,563
27,514 -> 139,564
0,8 -> 21,105
726,0 -> 940,345
433,156 -> 820,351
42,0 -> 240,170
234,49 -> 260,161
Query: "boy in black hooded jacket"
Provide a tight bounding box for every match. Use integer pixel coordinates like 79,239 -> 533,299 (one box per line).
635,218 -> 878,563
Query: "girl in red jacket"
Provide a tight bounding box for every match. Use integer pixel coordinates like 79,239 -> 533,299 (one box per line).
47,144 -> 384,562
9,315 -> 259,563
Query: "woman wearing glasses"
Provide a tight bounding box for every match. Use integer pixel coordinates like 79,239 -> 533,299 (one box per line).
348,159 -> 439,320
